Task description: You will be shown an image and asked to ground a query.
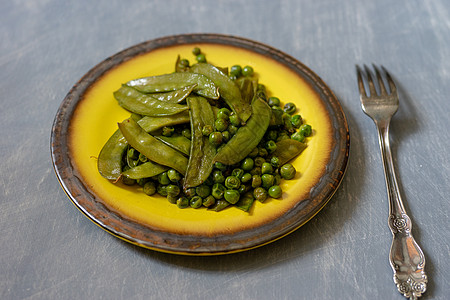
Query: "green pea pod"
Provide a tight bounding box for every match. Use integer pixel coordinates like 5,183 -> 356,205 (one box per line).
151,84 -> 197,104
126,73 -> 219,99
138,110 -> 190,133
236,77 -> 255,108
122,161 -> 168,179
213,97 -> 272,166
154,135 -> 191,156
183,96 -> 216,189
190,63 -> 252,123
118,118 -> 188,175
114,85 -> 188,116
271,139 -> 307,165
209,199 -> 230,212
97,129 -> 128,180
235,191 -> 255,212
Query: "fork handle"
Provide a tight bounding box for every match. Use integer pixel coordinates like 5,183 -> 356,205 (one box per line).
376,119 -> 428,299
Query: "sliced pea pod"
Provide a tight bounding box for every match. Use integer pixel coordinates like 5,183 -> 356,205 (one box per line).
190,63 -> 252,123
236,77 -> 255,108
122,161 -> 169,180
271,139 -> 307,165
118,118 -> 188,175
138,110 -> 190,133
151,84 -> 197,104
154,135 -> 191,156
235,191 -> 255,212
126,73 -> 219,99
183,96 -> 216,189
213,96 -> 272,166
114,85 -> 188,116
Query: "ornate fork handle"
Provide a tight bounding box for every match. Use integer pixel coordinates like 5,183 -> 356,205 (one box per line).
376,119 -> 428,299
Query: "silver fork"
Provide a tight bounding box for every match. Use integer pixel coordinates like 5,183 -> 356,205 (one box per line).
357,65 -> 428,299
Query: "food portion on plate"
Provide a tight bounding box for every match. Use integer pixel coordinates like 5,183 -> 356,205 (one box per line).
97,47 -> 314,213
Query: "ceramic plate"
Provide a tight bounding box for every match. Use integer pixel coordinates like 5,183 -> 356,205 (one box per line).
51,34 -> 349,255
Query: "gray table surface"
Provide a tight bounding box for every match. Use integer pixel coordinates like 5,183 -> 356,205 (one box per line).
1,0 -> 449,299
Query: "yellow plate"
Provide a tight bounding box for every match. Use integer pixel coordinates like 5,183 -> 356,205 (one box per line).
51,34 -> 349,255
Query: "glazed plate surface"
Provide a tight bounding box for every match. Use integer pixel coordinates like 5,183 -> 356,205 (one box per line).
51,34 -> 349,255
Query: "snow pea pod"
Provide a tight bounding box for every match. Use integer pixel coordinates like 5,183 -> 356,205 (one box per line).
183,96 -> 216,189
114,85 -> 188,116
126,73 -> 219,99
154,135 -> 191,156
121,161 -> 168,180
151,84 -> 197,104
190,63 -> 252,123
118,118 -> 188,175
97,112 -> 190,180
271,139 -> 307,165
213,96 -> 272,166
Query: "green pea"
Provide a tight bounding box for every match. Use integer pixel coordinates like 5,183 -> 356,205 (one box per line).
182,128 -> 191,139
184,187 -> 196,198
212,170 -> 225,183
265,140 -> 277,153
273,174 -> 282,185
157,184 -> 168,196
229,114 -> 241,126
242,65 -> 254,76
222,131 -> 230,143
143,181 -> 156,195
254,157 -> 266,167
250,166 -> 261,176
291,131 -> 305,143
202,125 -> 214,136
212,183 -> 226,199
299,124 -> 312,137
202,195 -> 216,207
158,172 -> 170,185
228,124 -> 238,135
283,113 -> 294,132
261,174 -> 274,189
209,132 -> 223,146
180,58 -> 190,67
231,168 -> 244,179
241,157 -> 254,171
280,163 -> 296,180
291,115 -> 303,128
190,196 -> 203,208
248,147 -> 259,158
138,153 -> 148,163
224,189 -> 240,204
230,65 -> 242,77
196,185 -> 211,198
277,131 -> 290,142
251,175 -> 262,188
265,130 -> 278,141
166,184 -> 180,197
162,126 -> 174,136
196,53 -> 206,63
253,187 -> 268,202
268,185 -> 282,198
241,173 -> 252,183
167,169 -> 181,182
268,97 -> 281,107
270,156 -> 280,168
261,162 -> 273,175
284,102 -> 296,114
214,162 -> 227,171
137,178 -> 149,187
238,184 -> 249,194
215,118 -> 228,132
217,108 -> 231,120
225,176 -> 241,189
127,147 -> 139,160
167,194 -> 178,204
192,47 -> 201,56
177,196 -> 189,208
258,148 -> 268,157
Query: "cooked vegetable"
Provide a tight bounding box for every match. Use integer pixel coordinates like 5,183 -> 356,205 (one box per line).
97,47 -> 314,212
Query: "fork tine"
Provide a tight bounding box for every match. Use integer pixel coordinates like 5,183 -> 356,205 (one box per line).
364,65 -> 377,97
381,66 -> 397,95
356,65 -> 367,98
373,64 -> 388,96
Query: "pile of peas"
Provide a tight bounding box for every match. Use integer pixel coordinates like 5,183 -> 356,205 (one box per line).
123,47 -> 313,211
